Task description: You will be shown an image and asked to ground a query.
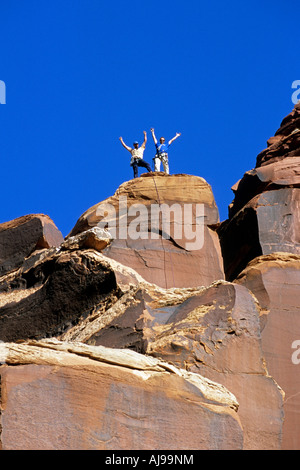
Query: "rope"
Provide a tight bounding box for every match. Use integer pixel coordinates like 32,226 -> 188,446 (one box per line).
150,174 -> 176,289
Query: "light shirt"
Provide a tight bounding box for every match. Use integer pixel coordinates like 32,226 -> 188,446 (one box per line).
131,145 -> 145,160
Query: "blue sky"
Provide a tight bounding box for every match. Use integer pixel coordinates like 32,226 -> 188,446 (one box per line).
1,0 -> 299,236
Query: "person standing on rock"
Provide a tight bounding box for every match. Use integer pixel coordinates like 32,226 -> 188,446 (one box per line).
119,131 -> 152,179
150,128 -> 181,174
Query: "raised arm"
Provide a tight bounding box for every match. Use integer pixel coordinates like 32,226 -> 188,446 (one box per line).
168,132 -> 181,145
142,130 -> 147,147
119,137 -> 132,152
150,128 -> 157,145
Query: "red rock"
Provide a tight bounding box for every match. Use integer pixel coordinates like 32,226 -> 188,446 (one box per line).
1,102 -> 300,450
0,340 -> 243,450
256,102 -> 300,167
228,157 -> 300,218
0,214 -> 64,276
218,188 -> 300,280
144,281 -> 285,450
0,250 -> 120,342
227,102 -> 300,219
214,104 -> 300,449
61,272 -> 285,450
256,129 -> 300,167
68,174 -> 224,288
235,254 -> 300,450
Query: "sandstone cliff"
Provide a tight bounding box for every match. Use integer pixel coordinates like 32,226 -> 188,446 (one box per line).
218,102 -> 300,450
1,104 -> 300,450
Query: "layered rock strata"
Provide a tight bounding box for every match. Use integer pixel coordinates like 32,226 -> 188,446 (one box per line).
0,339 -> 243,450
62,271 -> 285,450
0,249 -> 120,342
0,230 -> 285,449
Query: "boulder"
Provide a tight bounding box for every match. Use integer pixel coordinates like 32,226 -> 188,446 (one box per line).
0,214 -> 64,276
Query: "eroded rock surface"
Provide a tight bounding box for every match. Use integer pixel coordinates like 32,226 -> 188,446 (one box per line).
218,188 -> 300,281
219,103 -> 300,281
68,173 -> 224,288
236,253 -> 300,450
256,103 -> 300,167
0,249 -> 120,342
216,103 -> 300,449
60,269 -> 285,450
0,339 -> 242,450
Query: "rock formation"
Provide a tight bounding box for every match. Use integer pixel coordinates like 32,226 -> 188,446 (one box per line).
0,249 -> 120,342
61,273 -> 284,450
1,103 -> 300,450
218,102 -> 300,281
0,339 -> 242,450
235,253 -> 300,450
218,102 -> 300,450
0,214 -> 63,277
68,173 -> 224,289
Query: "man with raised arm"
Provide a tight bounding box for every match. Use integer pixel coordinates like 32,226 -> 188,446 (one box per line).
119,131 -> 152,179
150,128 -> 181,174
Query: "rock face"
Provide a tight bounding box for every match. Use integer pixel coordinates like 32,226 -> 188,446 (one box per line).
61,274 -> 284,450
256,103 -> 300,167
218,188 -> 300,281
217,102 -> 300,450
68,173 -> 224,289
0,339 -> 242,450
0,245 -> 285,450
236,253 -> 300,450
1,104 -> 300,450
145,281 -> 284,450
